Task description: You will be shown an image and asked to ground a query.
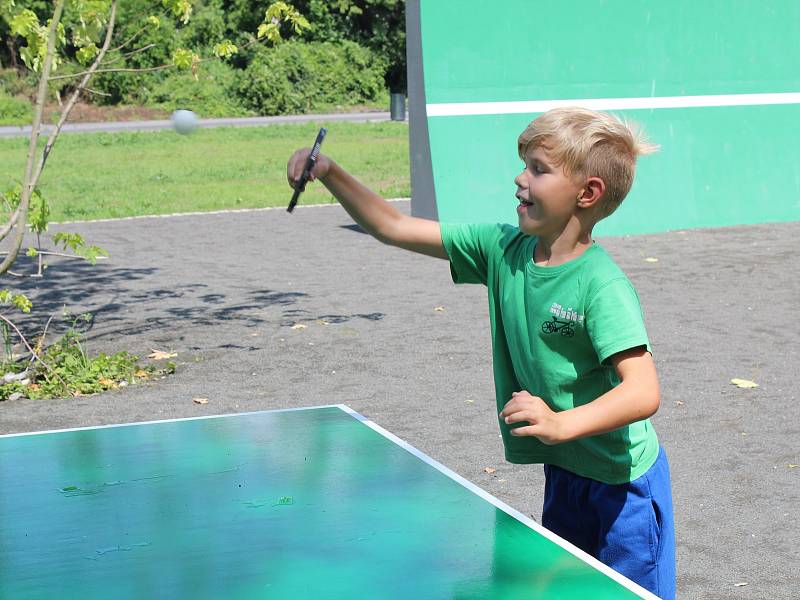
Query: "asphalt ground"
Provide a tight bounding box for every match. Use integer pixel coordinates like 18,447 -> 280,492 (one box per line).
2,201 -> 798,599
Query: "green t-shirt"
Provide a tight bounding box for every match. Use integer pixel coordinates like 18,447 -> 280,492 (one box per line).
441,223 -> 659,484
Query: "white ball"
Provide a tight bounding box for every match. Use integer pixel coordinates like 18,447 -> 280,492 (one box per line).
171,109 -> 198,135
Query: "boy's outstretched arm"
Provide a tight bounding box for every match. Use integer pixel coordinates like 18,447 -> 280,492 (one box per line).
287,149 -> 448,260
499,347 -> 660,444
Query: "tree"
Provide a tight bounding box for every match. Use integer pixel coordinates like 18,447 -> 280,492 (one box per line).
0,0 -> 308,391
335,0 -> 406,94
0,0 -> 308,278
290,0 -> 406,93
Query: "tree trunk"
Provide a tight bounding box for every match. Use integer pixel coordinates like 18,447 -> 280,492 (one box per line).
5,39 -> 18,70
35,2 -> 118,178
0,0 -> 65,277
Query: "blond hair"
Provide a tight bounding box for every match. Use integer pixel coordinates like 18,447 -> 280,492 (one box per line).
517,107 -> 658,217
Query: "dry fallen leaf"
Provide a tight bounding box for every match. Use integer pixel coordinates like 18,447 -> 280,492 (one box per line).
148,349 -> 177,360
434,306 -> 445,312
483,467 -> 497,474
290,323 -> 307,330
731,378 -> 759,389
316,320 -> 330,326
644,257 -> 659,263
192,397 -> 209,405
135,369 -> 148,378
98,377 -> 115,388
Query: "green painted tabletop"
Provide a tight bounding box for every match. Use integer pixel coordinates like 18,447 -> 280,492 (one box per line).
0,407 -> 645,599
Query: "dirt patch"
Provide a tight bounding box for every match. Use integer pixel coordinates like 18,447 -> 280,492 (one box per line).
43,102 -> 170,123
39,102 -> 388,124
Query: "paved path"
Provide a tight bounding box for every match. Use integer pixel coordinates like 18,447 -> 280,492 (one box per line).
1,203 -> 798,598
0,111 -> 394,138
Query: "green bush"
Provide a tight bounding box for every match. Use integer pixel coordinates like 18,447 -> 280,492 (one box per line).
0,93 -> 32,126
142,61 -> 252,118
0,68 -> 36,98
236,40 -> 388,115
0,329 -> 171,400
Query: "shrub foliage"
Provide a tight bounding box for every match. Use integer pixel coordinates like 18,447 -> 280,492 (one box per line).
237,40 -> 387,115
0,0 -> 407,118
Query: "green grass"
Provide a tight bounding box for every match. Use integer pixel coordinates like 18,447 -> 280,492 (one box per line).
0,121 -> 409,222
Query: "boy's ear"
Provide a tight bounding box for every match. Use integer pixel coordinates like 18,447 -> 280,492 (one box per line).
576,176 -> 606,209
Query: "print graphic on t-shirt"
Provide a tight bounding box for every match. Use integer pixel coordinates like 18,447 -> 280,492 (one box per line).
542,302 -> 585,338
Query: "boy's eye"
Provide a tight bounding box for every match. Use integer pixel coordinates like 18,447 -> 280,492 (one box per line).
530,163 -> 545,174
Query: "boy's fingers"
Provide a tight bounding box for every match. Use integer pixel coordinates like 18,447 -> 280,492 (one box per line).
502,409 -> 533,425
498,403 -> 515,419
501,393 -> 525,412
509,425 -> 538,437
286,149 -> 311,186
287,157 -> 299,186
510,390 -> 534,403
500,393 -> 542,418
500,402 -> 524,419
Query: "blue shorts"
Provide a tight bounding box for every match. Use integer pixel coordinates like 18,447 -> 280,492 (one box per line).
542,447 -> 676,600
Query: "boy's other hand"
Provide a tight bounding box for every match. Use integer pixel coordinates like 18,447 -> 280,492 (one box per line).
287,148 -> 332,189
500,391 -> 565,445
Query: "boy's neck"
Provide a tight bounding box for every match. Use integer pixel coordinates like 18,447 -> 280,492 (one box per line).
533,221 -> 594,267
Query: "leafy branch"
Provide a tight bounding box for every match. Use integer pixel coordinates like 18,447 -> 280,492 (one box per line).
0,0 -> 310,278
0,0 -> 64,275
0,1 -> 309,400
0,307 -> 170,401
0,312 -> 69,392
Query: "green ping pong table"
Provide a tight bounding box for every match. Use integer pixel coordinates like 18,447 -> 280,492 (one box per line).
0,405 -> 659,599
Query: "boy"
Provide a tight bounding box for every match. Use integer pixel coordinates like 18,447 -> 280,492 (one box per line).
286,107 -> 675,599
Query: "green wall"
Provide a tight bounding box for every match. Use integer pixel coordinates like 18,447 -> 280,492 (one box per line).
410,0 -> 800,235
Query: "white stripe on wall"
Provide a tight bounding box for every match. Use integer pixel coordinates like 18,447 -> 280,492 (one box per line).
426,92 -> 800,117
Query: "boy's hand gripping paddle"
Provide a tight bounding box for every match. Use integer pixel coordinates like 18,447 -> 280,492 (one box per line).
287,127 -> 327,213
